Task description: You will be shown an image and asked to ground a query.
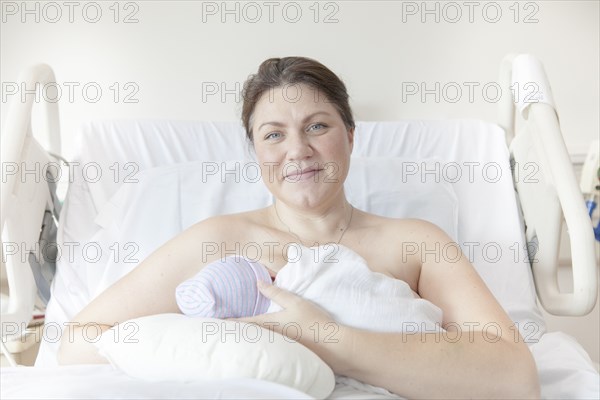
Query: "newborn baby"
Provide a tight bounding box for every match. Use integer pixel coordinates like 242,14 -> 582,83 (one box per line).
175,256 -> 273,318
176,244 -> 442,333
176,245 -> 443,398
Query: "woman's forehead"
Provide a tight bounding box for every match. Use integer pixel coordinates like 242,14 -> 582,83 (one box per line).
253,84 -> 338,123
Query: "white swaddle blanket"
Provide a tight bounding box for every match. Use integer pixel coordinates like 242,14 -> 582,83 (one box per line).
267,243 -> 444,398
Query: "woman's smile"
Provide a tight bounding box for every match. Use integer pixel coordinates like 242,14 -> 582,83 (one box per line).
283,165 -> 323,181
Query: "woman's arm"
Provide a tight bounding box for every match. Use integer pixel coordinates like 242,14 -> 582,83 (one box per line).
241,219 -> 540,399
57,217 -> 228,364
334,320 -> 540,399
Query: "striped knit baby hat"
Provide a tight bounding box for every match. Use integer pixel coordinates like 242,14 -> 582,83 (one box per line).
175,256 -> 272,318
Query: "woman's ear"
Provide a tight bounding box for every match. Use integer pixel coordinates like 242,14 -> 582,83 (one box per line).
348,128 -> 355,153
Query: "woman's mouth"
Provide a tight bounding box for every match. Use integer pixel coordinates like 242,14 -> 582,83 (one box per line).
284,167 -> 322,181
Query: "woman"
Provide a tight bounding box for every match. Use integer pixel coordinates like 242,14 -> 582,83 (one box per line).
58,57 -> 540,399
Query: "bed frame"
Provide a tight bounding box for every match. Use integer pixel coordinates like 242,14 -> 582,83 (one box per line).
499,54 -> 597,315
1,55 -> 598,365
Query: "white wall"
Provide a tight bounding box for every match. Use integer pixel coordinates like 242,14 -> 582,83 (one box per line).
2,1 -> 598,159
1,0 -> 599,362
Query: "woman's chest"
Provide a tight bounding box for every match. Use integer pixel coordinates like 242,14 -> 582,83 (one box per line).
245,237 -> 421,295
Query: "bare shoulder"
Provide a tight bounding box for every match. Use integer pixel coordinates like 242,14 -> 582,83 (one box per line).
355,211 -> 450,244
349,212 -> 457,282
381,217 -> 457,265
384,217 -> 449,239
180,208 -> 271,257
186,208 -> 267,239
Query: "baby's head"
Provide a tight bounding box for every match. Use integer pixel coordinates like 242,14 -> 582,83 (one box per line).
176,256 -> 272,318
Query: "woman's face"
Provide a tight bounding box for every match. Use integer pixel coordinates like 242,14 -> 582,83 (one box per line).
252,83 -> 354,210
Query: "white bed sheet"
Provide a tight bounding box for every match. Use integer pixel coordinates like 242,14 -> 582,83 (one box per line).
3,332 -> 598,399
0,364 -> 313,399
23,119 -> 597,398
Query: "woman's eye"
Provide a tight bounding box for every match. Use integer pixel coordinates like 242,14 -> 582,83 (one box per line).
265,132 -> 282,140
308,123 -> 326,132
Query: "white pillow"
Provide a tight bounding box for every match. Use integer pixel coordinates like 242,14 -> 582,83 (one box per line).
95,313 -> 335,399
96,157 -> 458,241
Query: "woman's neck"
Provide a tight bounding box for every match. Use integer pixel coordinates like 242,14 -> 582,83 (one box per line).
271,196 -> 354,246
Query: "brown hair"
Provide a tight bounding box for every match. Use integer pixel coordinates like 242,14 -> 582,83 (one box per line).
241,57 -> 355,142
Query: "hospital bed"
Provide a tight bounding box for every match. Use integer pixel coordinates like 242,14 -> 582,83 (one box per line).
1,54 -> 599,399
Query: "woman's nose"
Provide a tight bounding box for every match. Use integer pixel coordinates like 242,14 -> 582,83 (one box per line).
285,132 -> 313,160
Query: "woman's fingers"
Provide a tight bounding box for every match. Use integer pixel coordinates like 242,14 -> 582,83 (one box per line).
257,281 -> 301,308
231,283 -> 302,326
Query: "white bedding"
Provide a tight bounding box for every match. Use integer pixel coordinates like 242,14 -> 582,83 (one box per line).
11,119 -> 596,399
0,364 -> 313,399
3,332 -> 598,399
1,365 -> 398,400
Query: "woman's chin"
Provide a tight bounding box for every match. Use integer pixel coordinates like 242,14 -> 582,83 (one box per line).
282,191 -> 342,211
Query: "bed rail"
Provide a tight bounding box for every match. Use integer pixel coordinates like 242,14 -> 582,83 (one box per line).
499,54 -> 598,316
1,64 -> 61,355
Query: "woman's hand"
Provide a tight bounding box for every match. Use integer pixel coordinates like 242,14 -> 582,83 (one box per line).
233,281 -> 351,371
